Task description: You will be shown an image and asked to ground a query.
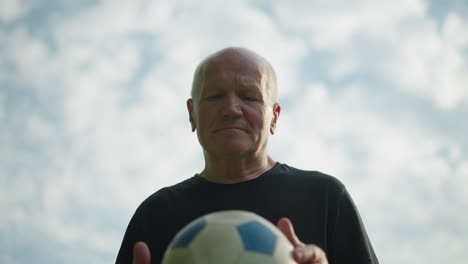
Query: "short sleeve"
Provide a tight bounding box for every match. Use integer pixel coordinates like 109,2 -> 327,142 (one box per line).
115,206 -> 146,264
329,187 -> 379,264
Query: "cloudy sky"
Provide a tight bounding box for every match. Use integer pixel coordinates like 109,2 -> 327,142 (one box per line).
1,0 -> 467,263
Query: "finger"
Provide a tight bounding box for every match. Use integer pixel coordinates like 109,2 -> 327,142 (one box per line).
133,241 -> 151,264
276,217 -> 305,247
293,245 -> 328,264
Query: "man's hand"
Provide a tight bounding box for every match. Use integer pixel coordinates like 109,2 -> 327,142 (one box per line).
277,218 -> 328,264
133,241 -> 151,264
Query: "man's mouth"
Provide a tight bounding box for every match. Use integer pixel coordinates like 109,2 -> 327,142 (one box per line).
214,127 -> 247,133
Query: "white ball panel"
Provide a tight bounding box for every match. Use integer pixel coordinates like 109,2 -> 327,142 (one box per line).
190,223 -> 244,264
204,210 -> 260,226
162,248 -> 193,264
236,251 -> 276,264
272,236 -> 295,264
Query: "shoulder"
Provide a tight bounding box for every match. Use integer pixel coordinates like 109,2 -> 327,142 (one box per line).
276,163 -> 345,191
135,176 -> 200,216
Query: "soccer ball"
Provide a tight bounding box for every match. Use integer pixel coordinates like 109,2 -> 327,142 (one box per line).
162,210 -> 295,264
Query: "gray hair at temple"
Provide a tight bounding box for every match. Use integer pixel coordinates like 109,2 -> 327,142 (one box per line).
190,47 -> 278,104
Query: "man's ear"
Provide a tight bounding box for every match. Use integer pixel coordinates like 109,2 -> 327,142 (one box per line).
187,99 -> 196,132
270,103 -> 281,135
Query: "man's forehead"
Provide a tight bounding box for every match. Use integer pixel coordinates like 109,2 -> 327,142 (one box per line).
204,53 -> 264,80
203,66 -> 264,90
201,71 -> 262,90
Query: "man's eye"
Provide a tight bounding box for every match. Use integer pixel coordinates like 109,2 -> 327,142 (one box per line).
206,95 -> 221,100
242,96 -> 257,101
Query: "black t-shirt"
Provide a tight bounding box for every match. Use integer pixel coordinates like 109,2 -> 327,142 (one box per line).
116,162 -> 378,264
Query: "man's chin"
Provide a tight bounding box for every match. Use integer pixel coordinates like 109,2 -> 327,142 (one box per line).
213,144 -> 253,157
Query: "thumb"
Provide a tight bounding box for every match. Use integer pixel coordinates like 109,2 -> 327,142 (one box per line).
277,217 -> 305,247
133,241 -> 151,264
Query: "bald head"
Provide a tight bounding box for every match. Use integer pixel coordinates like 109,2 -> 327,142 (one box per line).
191,47 -> 278,104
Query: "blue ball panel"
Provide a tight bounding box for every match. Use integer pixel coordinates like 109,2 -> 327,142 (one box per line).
171,218 -> 206,249
237,220 -> 278,255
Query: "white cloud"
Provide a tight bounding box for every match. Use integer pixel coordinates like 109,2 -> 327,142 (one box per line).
1,27 -> 54,89
273,0 -> 426,48
382,13 -> 468,110
0,91 -> 4,121
0,0 -> 31,22
272,0 -> 468,110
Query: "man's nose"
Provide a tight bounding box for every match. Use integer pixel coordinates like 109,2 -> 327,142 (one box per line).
221,94 -> 242,117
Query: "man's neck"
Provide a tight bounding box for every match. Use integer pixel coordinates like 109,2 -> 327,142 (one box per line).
200,155 -> 276,184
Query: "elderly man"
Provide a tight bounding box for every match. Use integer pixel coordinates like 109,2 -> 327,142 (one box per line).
116,47 -> 378,264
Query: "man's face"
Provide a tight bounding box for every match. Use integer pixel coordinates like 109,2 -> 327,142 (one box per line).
188,52 -> 280,158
